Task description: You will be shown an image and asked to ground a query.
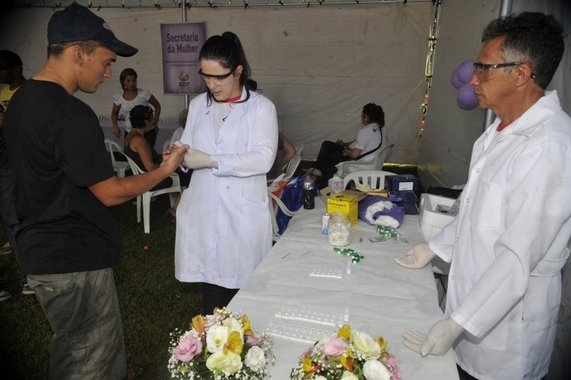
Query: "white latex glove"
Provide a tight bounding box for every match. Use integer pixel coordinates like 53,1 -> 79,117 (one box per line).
394,243 -> 436,269
182,148 -> 217,169
402,319 -> 464,357
173,141 -> 217,169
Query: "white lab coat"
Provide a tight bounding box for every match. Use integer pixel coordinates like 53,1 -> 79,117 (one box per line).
429,91 -> 571,380
175,89 -> 278,289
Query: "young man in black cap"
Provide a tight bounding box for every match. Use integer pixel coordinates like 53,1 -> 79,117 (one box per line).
3,3 -> 188,379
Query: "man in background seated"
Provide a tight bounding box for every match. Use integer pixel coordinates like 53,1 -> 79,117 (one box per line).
306,102 -> 385,189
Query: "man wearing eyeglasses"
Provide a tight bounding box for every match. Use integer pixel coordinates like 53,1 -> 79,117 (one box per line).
397,12 -> 570,380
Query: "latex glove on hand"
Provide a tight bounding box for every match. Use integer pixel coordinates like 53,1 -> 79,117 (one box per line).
395,243 -> 436,269
402,319 -> 464,357
173,141 -> 217,170
182,148 -> 217,169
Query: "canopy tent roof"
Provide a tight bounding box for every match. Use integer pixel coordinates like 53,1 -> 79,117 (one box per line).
9,0 -> 435,9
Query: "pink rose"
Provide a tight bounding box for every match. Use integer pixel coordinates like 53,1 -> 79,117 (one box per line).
173,334 -> 203,362
386,354 -> 401,380
301,345 -> 314,358
246,332 -> 262,346
322,337 -> 348,358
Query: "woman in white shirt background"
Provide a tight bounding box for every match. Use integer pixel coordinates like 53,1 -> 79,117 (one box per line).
111,67 -> 161,148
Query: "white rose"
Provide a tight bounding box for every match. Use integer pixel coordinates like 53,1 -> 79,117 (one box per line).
206,325 -> 229,353
205,350 -> 243,375
223,316 -> 245,339
315,377 -> 327,380
363,359 -> 391,380
341,370 -> 359,380
351,330 -> 381,360
244,346 -> 266,372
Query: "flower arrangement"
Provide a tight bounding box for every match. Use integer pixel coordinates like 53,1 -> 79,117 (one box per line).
290,324 -> 400,380
168,308 -> 274,379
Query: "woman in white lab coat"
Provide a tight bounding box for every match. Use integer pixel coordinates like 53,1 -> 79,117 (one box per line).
174,32 -> 278,314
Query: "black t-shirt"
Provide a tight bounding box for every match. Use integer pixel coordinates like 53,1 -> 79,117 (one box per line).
3,80 -> 121,274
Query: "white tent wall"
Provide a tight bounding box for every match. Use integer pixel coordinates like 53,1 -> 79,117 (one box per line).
3,0 -> 568,185
0,0 -> 435,163
416,0 -> 498,189
418,0 -> 571,190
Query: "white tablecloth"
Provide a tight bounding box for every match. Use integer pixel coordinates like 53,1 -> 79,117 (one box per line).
228,197 -> 459,379
99,119 -> 180,152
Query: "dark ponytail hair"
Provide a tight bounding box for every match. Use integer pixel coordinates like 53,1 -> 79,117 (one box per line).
362,103 -> 385,128
199,31 -> 253,103
130,105 -> 153,130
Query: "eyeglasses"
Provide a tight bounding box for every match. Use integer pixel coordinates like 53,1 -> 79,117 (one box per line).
198,69 -> 234,84
472,61 -> 521,76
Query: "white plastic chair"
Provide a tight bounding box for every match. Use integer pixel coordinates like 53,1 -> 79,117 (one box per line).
336,143 -> 395,177
266,144 -> 304,240
267,143 -> 304,185
162,139 -> 173,153
104,139 -> 130,178
283,144 -> 303,180
117,151 -> 182,234
343,170 -> 396,190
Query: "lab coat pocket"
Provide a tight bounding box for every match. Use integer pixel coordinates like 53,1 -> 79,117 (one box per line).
456,282 -> 509,350
236,188 -> 270,272
475,316 -> 509,350
239,188 -> 268,240
471,179 -> 503,231
241,187 -> 268,206
530,254 -> 569,277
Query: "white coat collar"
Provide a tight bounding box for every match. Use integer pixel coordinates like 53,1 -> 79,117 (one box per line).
488,90 -> 562,138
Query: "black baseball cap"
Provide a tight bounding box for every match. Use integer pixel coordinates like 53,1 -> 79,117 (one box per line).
47,2 -> 138,57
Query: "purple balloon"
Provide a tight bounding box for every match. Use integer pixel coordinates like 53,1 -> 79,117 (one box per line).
456,60 -> 475,84
450,69 -> 464,89
457,83 -> 478,110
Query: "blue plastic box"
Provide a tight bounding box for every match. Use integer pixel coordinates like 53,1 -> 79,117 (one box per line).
385,174 -> 419,192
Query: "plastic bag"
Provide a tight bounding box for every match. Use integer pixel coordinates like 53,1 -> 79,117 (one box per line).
276,176 -> 305,234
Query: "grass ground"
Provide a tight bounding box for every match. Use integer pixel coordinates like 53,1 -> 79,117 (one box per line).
0,196 -> 201,380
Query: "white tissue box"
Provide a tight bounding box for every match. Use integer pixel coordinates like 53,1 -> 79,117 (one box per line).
419,193 -> 456,241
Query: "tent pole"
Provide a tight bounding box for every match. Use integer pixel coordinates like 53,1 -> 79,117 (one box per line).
483,0 -> 513,130
499,0 -> 513,17
182,0 -> 190,110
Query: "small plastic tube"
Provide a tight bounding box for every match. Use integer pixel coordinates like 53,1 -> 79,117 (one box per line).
321,213 -> 330,235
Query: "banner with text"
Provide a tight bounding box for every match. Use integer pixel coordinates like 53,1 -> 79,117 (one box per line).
161,22 -> 206,94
